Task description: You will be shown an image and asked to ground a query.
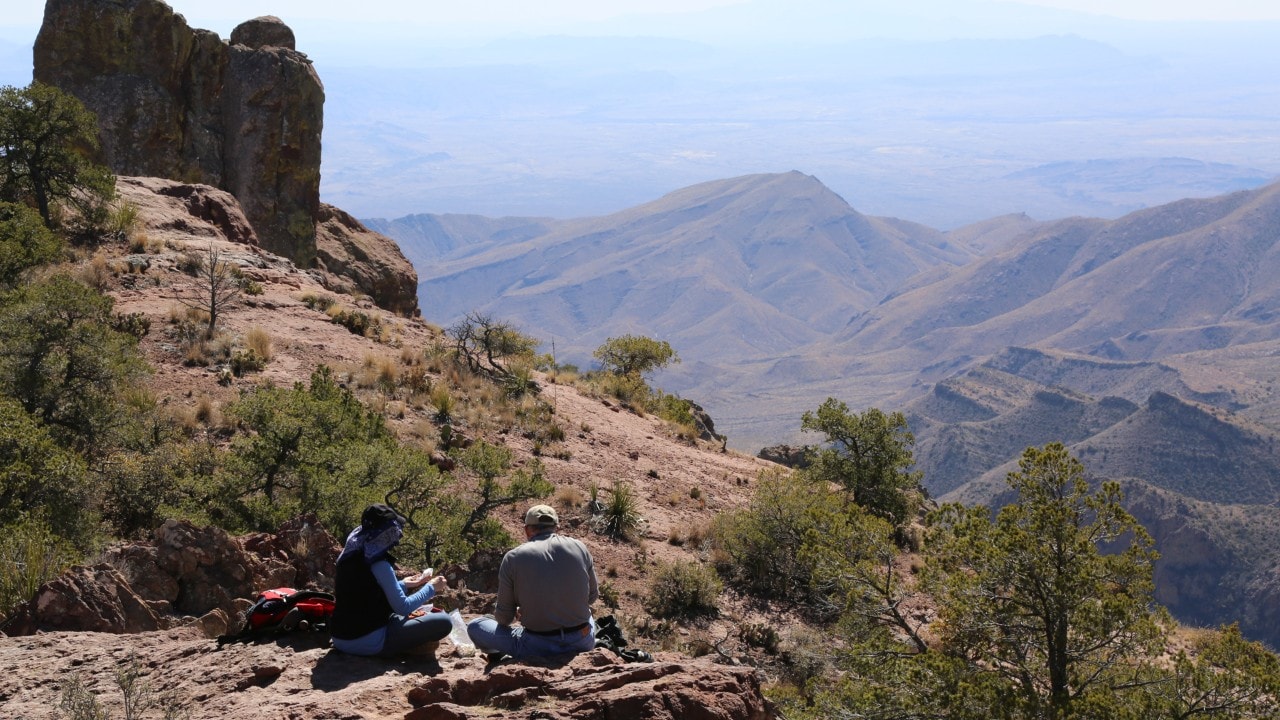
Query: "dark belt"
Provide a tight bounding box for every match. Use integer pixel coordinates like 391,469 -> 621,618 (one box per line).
524,621 -> 590,636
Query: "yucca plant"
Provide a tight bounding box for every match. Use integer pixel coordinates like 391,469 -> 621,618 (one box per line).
593,481 -> 642,541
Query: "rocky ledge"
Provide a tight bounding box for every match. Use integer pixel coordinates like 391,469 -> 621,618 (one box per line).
0,630 -> 770,720
0,519 -> 775,719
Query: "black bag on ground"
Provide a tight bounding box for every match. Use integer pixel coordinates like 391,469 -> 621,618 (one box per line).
594,615 -> 653,663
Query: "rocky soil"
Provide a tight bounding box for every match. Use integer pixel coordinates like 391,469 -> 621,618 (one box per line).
0,630 -> 770,719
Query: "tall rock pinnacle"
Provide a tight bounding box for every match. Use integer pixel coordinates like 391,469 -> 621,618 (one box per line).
34,0 -> 324,269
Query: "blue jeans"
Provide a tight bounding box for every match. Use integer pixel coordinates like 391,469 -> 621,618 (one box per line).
381,612 -> 453,656
466,616 -> 597,660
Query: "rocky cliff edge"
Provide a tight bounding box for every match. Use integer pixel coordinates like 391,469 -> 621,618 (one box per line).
34,0 -> 418,316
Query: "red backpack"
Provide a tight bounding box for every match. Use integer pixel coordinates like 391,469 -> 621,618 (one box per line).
217,588 -> 336,646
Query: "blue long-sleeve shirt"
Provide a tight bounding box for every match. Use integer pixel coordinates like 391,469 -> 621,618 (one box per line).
331,559 -> 435,654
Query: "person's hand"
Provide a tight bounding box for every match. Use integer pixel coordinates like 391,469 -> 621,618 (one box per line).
429,575 -> 448,594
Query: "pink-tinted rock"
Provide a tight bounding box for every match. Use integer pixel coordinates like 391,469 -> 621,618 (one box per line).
35,0 -> 420,316
4,517 -> 339,636
5,564 -> 163,635
315,204 -> 420,316
403,650 -> 772,720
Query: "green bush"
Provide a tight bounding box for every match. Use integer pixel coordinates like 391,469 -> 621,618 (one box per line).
300,292 -> 336,312
214,366 -> 396,531
0,275 -> 149,454
229,348 -> 266,376
502,363 -> 540,398
238,277 -> 264,296
0,397 -> 94,545
111,312 -> 151,339
653,392 -> 695,426
711,468 -> 849,602
99,441 -> 222,538
590,371 -> 651,409
0,201 -> 61,288
0,513 -> 80,621
644,560 -> 723,619
332,309 -> 373,335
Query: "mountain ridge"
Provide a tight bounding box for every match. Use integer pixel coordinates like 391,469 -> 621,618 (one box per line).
407,171 -> 973,364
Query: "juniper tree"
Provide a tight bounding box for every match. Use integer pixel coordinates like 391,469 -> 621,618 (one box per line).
800,398 -> 922,525
593,334 -> 678,379
0,83 -> 114,228
925,443 -> 1164,720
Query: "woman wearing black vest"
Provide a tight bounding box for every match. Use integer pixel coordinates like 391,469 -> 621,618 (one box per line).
330,504 -> 452,656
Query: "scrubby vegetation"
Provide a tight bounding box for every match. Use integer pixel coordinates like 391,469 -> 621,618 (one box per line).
0,86 -> 579,620
712,430 -> 1280,720
644,559 -> 722,619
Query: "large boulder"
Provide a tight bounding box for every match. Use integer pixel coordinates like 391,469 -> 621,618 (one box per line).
2,517 -> 339,636
756,444 -> 811,469
315,203 -> 420,317
3,564 -> 166,635
115,175 -> 258,245
34,0 -> 322,269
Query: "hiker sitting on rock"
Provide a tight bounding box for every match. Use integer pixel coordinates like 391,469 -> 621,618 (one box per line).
467,504 -> 599,661
330,504 -> 451,657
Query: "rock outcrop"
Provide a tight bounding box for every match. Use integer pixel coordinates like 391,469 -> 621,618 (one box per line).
316,204 -> 420,316
33,0 -> 418,315
34,0 -> 320,267
405,650 -> 772,720
756,444 -> 811,469
116,176 -> 259,246
3,516 -> 338,636
0,632 -> 775,720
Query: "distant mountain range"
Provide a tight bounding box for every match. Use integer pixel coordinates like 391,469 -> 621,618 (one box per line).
375,171 -> 1280,449
370,171 -> 973,362
374,173 -> 1280,646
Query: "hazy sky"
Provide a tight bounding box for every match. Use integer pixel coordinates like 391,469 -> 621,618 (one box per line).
168,0 -> 1280,27
1016,0 -> 1280,21
174,0 -> 1280,25
10,0 -> 1280,33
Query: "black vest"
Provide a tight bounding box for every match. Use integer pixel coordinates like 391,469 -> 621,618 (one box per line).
329,551 -> 394,640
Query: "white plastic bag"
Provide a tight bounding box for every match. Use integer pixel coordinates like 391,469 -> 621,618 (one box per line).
448,609 -> 475,653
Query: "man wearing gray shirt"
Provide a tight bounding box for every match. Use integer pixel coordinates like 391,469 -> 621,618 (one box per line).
467,504 -> 599,661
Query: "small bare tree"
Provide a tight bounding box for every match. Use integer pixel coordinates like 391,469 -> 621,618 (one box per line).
447,311 -> 538,378
180,245 -> 242,339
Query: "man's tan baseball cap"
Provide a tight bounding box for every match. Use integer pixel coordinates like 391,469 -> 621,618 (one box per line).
524,504 -> 559,527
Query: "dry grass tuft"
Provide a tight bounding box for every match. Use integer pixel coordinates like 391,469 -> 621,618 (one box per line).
555,485 -> 586,509
194,395 -> 218,426
78,253 -> 114,290
244,326 -> 273,362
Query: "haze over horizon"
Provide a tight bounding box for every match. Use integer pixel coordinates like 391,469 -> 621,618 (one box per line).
3,0 -> 1278,227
